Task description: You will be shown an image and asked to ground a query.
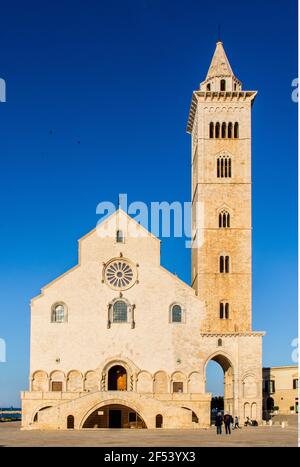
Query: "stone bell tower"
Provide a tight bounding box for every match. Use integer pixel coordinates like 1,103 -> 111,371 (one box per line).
187,41 -> 257,334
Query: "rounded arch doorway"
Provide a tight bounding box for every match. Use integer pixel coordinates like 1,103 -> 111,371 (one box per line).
82,404 -> 147,429
205,353 -> 234,421
108,365 -> 127,391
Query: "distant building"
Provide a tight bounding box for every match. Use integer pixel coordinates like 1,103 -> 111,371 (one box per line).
263,366 -> 298,417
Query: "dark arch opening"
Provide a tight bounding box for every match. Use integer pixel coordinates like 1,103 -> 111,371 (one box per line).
108,365 -> 127,391
228,122 -> 233,138
209,122 -> 214,138
156,414 -> 163,428
205,354 -> 234,424
220,79 -> 226,91
67,415 -> 74,429
234,122 -> 239,138
82,404 -> 147,429
222,122 -> 227,138
215,122 -> 220,139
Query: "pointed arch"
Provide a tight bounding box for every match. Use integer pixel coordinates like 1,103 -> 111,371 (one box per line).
222,122 -> 227,138
234,122 -> 239,138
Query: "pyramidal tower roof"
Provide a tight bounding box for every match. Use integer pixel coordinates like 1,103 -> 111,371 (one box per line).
206,41 -> 235,79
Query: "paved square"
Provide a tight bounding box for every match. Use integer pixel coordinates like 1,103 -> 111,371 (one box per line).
0,422 -> 298,447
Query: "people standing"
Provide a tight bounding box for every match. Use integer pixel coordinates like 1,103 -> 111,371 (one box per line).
215,412 -> 223,435
223,413 -> 232,434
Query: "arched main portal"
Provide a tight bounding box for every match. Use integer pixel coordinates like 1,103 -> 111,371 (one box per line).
108,365 -> 127,391
82,404 -> 147,429
205,353 -> 234,420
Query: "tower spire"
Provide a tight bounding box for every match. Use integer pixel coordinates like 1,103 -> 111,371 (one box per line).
206,41 -> 234,80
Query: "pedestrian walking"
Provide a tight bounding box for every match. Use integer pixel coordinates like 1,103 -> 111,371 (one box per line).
234,416 -> 240,429
215,412 -> 223,435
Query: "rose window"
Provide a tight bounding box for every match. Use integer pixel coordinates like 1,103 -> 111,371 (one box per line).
104,260 -> 137,290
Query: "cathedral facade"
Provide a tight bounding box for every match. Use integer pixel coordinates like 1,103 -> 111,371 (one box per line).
21,42 -> 264,430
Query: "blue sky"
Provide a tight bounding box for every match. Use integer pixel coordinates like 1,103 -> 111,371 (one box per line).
0,0 -> 297,405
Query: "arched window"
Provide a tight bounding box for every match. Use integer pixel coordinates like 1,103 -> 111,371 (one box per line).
171,304 -> 182,323
220,256 -> 224,273
112,300 -> 128,323
234,122 -> 239,138
218,339 -> 222,347
116,230 -> 124,243
225,303 -> 229,319
51,304 -> 66,323
209,122 -> 214,138
222,122 -> 227,138
220,302 -> 229,319
207,83 -> 211,91
217,156 -> 231,178
67,415 -> 74,429
215,122 -> 220,139
225,256 -> 230,273
220,256 -> 230,273
228,122 -> 233,139
156,414 -> 163,428
218,210 -> 230,228
220,79 -> 226,91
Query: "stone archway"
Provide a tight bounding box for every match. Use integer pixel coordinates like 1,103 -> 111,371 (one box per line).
81,403 -> 147,429
205,353 -> 234,417
108,365 -> 127,391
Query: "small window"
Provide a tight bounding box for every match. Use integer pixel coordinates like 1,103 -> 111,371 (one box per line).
173,382 -> 183,393
52,381 -> 62,392
52,304 -> 66,323
293,379 -> 298,389
112,300 -> 128,323
215,122 -> 220,139
219,210 -> 230,228
209,122 -> 214,138
207,83 -> 211,91
220,256 -> 230,274
218,339 -> 222,347
116,230 -> 124,243
234,122 -> 239,138
217,157 -> 231,178
67,415 -> 74,429
220,79 -> 226,91
225,303 -> 229,319
266,380 -> 275,393
220,256 -> 224,273
220,302 -> 229,320
222,122 -> 227,138
171,305 -> 182,323
156,414 -> 163,428
225,256 -> 230,273
228,122 -> 233,139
